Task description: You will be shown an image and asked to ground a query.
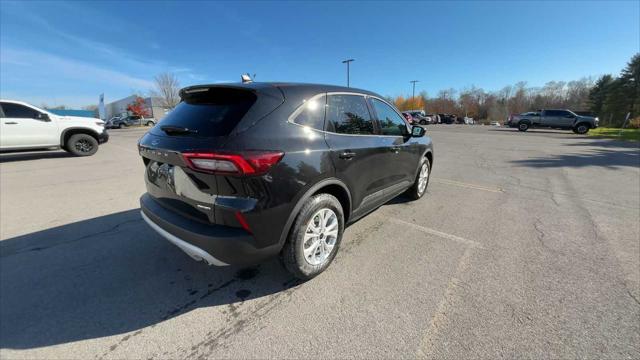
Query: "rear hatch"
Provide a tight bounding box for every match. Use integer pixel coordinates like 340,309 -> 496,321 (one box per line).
138,85 -> 284,225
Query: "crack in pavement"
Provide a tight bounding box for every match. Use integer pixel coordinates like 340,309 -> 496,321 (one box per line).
182,281 -> 302,359
533,218 -> 548,248
416,246 -> 475,358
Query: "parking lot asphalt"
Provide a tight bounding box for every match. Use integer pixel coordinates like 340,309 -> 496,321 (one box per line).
1,125 -> 639,359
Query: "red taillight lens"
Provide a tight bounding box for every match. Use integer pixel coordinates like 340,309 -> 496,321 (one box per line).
182,151 -> 284,176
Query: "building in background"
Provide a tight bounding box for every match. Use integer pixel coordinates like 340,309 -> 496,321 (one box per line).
105,95 -> 169,120
47,109 -> 97,118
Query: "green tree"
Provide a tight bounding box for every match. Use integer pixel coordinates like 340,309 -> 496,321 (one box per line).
599,53 -> 640,126
620,53 -> 640,118
589,74 -> 614,116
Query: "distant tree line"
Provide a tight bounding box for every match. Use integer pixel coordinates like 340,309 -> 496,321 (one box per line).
391,53 -> 639,127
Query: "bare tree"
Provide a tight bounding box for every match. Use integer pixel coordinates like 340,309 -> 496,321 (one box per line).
152,72 -> 181,109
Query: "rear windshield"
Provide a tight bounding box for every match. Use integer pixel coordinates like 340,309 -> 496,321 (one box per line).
153,87 -> 257,137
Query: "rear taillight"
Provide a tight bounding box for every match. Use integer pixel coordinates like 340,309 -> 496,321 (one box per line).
182,151 -> 284,176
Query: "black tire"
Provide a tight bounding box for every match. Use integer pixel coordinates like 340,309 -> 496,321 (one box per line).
420,120 -> 427,125
65,134 -> 98,156
574,123 -> 590,134
118,123 -> 124,129
518,122 -> 529,132
146,121 -> 154,126
281,193 -> 344,280
405,157 -> 431,200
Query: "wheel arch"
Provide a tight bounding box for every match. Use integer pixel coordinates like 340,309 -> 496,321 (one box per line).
278,178 -> 352,247
574,121 -> 592,129
60,127 -> 100,147
412,150 -> 433,178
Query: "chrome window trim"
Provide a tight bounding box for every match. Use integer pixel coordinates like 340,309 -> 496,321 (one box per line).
287,91 -> 410,138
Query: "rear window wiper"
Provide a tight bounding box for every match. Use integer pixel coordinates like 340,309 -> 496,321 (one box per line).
160,125 -> 199,135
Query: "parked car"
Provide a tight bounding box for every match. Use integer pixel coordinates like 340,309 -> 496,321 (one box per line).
107,115 -> 156,128
402,112 -> 415,124
0,99 -> 108,156
105,117 -> 118,129
490,121 -> 501,127
408,111 -> 432,125
138,83 -> 434,280
509,109 -> 598,134
439,113 -> 454,124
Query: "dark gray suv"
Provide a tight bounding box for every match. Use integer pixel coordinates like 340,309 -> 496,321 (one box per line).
138,83 -> 434,279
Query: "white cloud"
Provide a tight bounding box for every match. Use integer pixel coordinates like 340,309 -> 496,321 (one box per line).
1,2 -> 201,81
2,48 -> 155,89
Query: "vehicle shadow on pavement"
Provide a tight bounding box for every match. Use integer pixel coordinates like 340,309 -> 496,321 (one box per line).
0,209 -> 300,350
565,139 -> 640,149
487,128 -> 581,137
511,146 -> 640,169
0,151 -> 74,163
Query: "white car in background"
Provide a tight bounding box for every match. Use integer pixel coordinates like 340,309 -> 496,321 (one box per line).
0,100 -> 108,156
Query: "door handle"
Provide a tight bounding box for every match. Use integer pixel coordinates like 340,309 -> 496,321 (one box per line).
390,146 -> 401,153
4,122 -> 18,125
339,151 -> 356,159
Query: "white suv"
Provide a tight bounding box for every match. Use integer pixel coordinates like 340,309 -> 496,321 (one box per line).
0,100 -> 108,156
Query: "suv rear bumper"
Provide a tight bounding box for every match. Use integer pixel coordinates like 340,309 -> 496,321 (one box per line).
140,193 -> 279,266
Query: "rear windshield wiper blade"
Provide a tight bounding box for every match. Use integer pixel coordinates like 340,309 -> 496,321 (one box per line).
160,125 -> 199,135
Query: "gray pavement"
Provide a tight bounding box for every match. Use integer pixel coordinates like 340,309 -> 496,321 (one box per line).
1,125 -> 639,359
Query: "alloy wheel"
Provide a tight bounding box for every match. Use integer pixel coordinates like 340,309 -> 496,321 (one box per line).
303,208 -> 338,266
75,139 -> 93,153
418,162 -> 429,195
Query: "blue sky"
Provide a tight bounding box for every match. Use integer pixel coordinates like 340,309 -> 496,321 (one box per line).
1,0 -> 638,107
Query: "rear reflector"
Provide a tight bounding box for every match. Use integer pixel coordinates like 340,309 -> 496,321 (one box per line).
235,211 -> 252,234
182,151 -> 284,176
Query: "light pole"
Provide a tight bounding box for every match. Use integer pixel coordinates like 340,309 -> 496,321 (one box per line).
410,80 -> 419,107
342,59 -> 355,87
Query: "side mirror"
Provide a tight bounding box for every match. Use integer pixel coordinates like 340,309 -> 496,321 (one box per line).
37,113 -> 51,122
411,126 -> 425,137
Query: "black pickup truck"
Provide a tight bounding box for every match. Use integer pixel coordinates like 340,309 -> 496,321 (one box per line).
507,109 -> 599,134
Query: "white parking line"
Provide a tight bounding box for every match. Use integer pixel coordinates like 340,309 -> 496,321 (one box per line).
387,217 -> 482,248
433,178 -> 503,193
384,216 -> 483,358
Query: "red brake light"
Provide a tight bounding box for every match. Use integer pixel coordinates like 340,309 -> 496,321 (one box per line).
182,151 -> 284,176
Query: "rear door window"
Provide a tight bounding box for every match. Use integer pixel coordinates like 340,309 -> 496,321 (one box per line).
325,94 -> 375,135
545,110 -> 563,117
153,87 -> 257,137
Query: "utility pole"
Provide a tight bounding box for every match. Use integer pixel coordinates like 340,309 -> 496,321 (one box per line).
410,80 -> 419,108
342,59 -> 355,87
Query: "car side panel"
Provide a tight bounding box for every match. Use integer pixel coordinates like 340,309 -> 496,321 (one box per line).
212,108 -> 335,249
0,117 -> 59,148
